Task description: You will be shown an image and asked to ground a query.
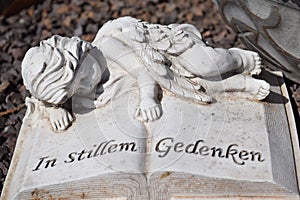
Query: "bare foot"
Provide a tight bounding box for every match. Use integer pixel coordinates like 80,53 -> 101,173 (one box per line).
135,98 -> 162,122
245,76 -> 270,100
230,48 -> 262,75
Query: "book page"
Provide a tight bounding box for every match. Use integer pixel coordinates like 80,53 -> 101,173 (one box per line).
146,93 -> 272,181
146,72 -> 299,199
4,91 -> 147,199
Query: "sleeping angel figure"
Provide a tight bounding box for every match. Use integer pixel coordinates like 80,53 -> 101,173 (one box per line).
21,17 -> 270,131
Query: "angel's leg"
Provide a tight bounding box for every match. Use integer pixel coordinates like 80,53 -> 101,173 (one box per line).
177,44 -> 261,78
200,74 -> 270,100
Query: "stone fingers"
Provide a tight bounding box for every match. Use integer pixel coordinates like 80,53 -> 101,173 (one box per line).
135,105 -> 162,122
52,120 -> 63,131
57,119 -> 64,131
62,115 -> 69,127
151,107 -> 158,120
49,111 -> 73,132
135,108 -> 148,122
67,112 -> 73,122
147,106 -> 159,122
141,109 -> 148,122
51,120 -> 58,132
155,106 -> 161,119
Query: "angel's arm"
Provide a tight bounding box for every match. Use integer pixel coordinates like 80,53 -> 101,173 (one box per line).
24,96 -> 73,131
97,36 -> 161,121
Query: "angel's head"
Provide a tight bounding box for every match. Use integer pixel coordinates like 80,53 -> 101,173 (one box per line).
22,35 -> 105,105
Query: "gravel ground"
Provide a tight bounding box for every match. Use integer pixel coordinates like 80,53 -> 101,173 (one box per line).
0,0 -> 299,195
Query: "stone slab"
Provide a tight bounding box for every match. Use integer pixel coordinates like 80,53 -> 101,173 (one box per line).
1,70 -> 299,200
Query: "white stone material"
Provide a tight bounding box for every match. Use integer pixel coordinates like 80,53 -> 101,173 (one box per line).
21,16 -> 269,132
2,17 -> 299,200
1,70 -> 299,200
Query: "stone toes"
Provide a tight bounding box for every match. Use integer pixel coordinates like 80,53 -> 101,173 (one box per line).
245,76 -> 270,100
255,58 -> 261,66
247,53 -> 262,75
258,89 -> 268,97
250,68 -> 262,76
259,88 -> 269,95
255,60 -> 262,67
255,57 -> 261,63
253,52 -> 260,59
256,83 -> 270,100
261,81 -> 270,90
253,53 -> 262,66
256,90 -> 270,100
256,94 -> 266,100
254,54 -> 260,60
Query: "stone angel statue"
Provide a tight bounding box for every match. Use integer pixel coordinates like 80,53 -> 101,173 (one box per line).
21,17 -> 270,131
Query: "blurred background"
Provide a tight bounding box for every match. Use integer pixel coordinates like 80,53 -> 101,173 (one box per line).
0,0 -> 299,195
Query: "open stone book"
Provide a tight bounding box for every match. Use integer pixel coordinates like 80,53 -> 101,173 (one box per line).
2,17 -> 300,200
2,71 -> 300,200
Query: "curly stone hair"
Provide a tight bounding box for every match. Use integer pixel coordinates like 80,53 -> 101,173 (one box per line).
22,35 -> 93,105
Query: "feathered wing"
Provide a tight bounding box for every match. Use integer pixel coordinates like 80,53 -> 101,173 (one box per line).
94,17 -> 212,103
142,59 -> 212,103
139,20 -> 212,103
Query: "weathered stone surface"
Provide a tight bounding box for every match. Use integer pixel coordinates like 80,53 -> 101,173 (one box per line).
2,71 -> 299,199
1,0 -> 300,198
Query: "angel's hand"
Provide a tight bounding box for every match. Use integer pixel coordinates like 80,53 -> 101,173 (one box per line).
135,98 -> 162,122
47,107 -> 74,131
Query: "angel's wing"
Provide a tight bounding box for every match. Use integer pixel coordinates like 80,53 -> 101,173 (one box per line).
94,17 -> 212,103
140,21 -> 212,103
